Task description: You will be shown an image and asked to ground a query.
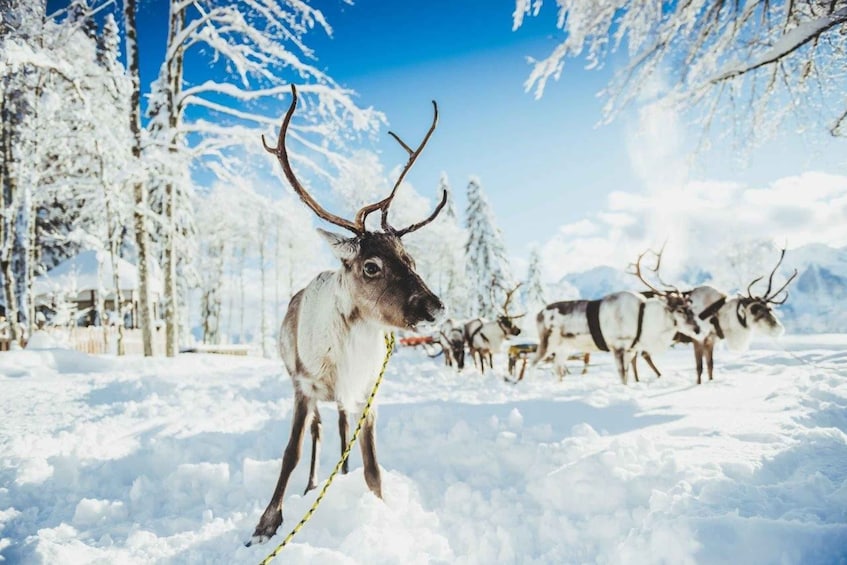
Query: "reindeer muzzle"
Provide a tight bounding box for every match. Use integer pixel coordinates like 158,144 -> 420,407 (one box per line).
407,292 -> 445,326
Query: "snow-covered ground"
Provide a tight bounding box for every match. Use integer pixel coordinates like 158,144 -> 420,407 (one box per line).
1,334 -> 846,564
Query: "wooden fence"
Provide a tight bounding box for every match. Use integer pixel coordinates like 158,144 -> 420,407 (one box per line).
44,326 -> 167,356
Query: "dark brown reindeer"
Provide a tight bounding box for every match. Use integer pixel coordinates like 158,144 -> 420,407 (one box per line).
248,85 -> 447,546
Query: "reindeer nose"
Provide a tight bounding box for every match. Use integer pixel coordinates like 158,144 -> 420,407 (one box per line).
409,292 -> 444,324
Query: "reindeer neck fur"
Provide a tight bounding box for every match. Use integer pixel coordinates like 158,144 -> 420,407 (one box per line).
638,298 -> 681,353
714,296 -> 753,352
484,319 -> 508,346
287,269 -> 386,413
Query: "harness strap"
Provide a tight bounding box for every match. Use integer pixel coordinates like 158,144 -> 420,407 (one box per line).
698,296 -> 726,321
630,302 -> 645,349
736,300 -> 748,329
586,300 -> 609,352
469,323 -> 489,346
711,316 -> 725,339
697,296 -> 728,339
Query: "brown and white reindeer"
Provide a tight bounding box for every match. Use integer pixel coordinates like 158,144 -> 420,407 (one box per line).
437,318 -> 467,370
532,266 -> 700,384
248,85 -> 447,546
636,249 -> 798,385
464,282 -> 524,374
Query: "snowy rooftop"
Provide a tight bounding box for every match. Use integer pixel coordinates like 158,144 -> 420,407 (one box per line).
32,250 -> 163,298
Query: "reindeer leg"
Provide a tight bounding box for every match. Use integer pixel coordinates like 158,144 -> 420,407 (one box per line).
705,336 -> 715,381
337,405 -> 349,474
248,391 -> 312,546
614,349 -> 628,385
642,351 -> 661,378
359,411 -> 382,499
631,352 -> 640,383
487,352 -> 494,372
581,353 -> 590,375
693,341 -> 704,385
304,407 -> 322,494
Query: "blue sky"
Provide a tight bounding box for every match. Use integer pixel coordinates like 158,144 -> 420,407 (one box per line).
58,0 -> 847,270
291,0 -> 846,260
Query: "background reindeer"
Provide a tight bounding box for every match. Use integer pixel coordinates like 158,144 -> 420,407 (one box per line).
464,282 -> 524,374
636,249 -> 798,384
248,86 -> 446,546
534,280 -> 700,384
437,318 -> 467,370
625,249 -> 701,383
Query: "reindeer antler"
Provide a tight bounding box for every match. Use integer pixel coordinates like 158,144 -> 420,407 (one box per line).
502,282 -> 525,319
377,101 -> 446,236
746,248 -> 799,304
629,250 -> 666,295
264,85 -> 445,237
649,243 -> 681,294
629,245 -> 684,298
263,85 -> 361,234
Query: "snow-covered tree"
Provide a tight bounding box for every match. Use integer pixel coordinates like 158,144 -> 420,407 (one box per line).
415,173 -> 467,318
138,0 -> 384,356
514,1 -> 847,140
522,246 -> 547,323
1,0 -> 128,341
464,177 -> 513,319
124,0 -> 157,356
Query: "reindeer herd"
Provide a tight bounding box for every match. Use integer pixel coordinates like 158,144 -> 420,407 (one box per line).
430,247 -> 798,387
247,86 -> 798,546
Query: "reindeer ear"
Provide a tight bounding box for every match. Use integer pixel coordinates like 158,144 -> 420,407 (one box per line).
317,228 -> 359,262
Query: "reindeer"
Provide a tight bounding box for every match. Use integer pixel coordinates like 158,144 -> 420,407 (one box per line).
464,282 -> 524,374
533,279 -> 700,384
437,318 -> 466,370
626,247 -> 700,383
636,249 -> 798,385
248,85 -> 447,546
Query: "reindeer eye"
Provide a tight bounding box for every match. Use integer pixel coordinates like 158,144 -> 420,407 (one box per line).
363,259 -> 382,278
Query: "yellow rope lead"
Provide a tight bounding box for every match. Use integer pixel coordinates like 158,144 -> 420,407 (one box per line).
260,332 -> 396,565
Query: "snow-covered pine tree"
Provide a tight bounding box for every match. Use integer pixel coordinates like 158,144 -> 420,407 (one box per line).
464,176 -> 513,319
522,246 -> 547,335
432,173 -> 467,318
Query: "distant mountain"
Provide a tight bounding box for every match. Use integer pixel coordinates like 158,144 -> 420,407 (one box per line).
551,244 -> 847,334
778,247 -> 847,333
552,265 -> 642,301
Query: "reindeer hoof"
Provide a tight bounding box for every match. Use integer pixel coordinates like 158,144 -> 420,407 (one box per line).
246,510 -> 283,546
304,481 -> 317,495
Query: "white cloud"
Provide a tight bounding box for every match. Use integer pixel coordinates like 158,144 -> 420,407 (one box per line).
540,171 -> 847,283
557,219 -> 599,236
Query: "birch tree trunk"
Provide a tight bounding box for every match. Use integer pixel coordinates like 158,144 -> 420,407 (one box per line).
0,87 -> 21,344
124,0 -> 155,356
160,0 -> 187,357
